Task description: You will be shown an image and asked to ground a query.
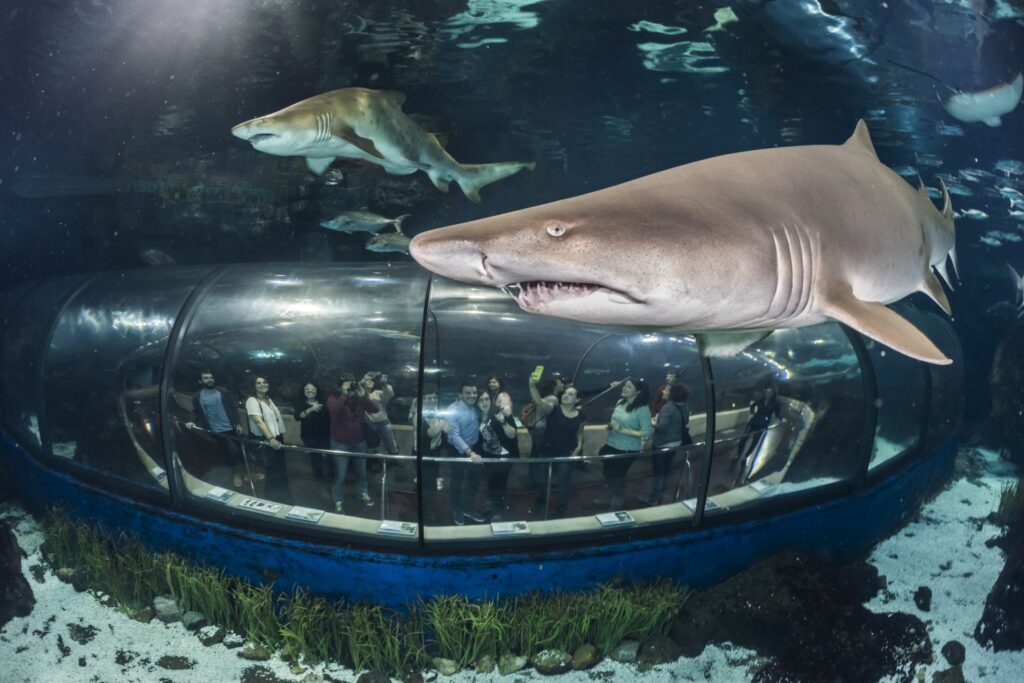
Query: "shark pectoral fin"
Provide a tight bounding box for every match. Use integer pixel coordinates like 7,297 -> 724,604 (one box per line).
306,157 -> 335,175
695,330 -> 773,358
337,126 -> 386,160
935,259 -> 955,291
822,286 -> 951,365
983,116 -> 1003,127
919,271 -> 952,316
426,168 -> 451,194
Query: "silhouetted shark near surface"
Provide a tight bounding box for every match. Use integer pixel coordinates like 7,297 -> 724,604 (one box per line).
410,121 -> 958,365
231,88 -> 535,202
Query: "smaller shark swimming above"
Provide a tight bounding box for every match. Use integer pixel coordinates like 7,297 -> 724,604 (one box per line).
232,88 -> 535,202
410,121 -> 958,365
944,72 -> 1023,127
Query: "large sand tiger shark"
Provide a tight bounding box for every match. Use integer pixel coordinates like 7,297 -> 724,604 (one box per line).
231,88 -> 535,202
410,121 -> 958,365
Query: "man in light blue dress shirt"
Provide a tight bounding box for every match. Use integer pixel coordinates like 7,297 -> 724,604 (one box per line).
445,380 -> 484,525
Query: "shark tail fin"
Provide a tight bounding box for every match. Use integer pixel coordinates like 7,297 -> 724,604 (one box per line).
453,161 -> 536,203
393,214 -> 411,233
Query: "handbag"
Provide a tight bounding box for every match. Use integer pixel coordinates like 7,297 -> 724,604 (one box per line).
363,418 -> 382,449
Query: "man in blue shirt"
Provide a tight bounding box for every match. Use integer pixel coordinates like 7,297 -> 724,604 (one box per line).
185,370 -> 243,486
445,380 -> 484,525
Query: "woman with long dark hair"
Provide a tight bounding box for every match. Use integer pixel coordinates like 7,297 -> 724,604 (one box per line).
599,377 -> 653,511
640,383 -> 693,505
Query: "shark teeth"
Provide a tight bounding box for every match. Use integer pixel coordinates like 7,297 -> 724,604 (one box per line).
513,281 -> 605,309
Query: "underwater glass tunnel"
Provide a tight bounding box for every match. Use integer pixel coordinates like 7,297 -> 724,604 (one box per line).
0,263 -> 961,602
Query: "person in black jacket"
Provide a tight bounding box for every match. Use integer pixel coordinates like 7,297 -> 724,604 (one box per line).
186,370 -> 242,436
184,370 -> 243,487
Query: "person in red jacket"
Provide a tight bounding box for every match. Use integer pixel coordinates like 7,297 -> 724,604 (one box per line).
327,373 -> 381,514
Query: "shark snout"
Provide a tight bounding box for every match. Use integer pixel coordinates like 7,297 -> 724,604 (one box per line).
231,118 -> 280,144
410,231 -> 495,284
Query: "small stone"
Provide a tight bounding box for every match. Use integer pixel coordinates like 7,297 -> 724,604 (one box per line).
222,631 -> 245,649
67,623 -> 99,645
157,655 -> 195,670
530,648 -> 572,675
432,657 -> 459,676
197,626 -> 225,647
608,640 -> 641,663
129,606 -> 154,624
401,672 -> 424,683
475,654 -> 496,673
180,611 -> 207,631
78,656 -> 86,667
56,567 -> 76,583
301,673 -> 324,683
914,586 -> 932,612
289,662 -> 305,675
356,673 -> 391,683
238,643 -> 272,661
639,635 -> 683,665
153,595 -> 181,623
932,665 -> 965,683
497,653 -> 527,676
940,640 -> 966,666
572,643 -> 600,670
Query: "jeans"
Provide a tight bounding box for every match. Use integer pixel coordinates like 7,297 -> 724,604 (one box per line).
365,419 -> 399,455
601,444 -> 632,508
536,454 -> 574,516
330,438 -> 368,503
449,456 -> 482,516
649,446 -> 677,501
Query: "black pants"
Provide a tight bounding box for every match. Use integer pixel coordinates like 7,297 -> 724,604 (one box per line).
601,444 -> 632,506
449,457 -> 482,516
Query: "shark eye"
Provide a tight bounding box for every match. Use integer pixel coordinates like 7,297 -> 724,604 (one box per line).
546,223 -> 568,237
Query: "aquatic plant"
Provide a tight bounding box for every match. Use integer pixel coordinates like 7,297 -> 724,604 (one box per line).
279,589 -> 348,665
346,602 -> 426,675
39,507 -> 690,677
420,594 -> 507,667
997,478 -> 1024,526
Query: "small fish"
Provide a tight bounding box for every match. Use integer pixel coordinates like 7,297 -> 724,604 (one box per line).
365,228 -> 411,254
996,160 -> 1024,177
320,211 -> 410,234
140,248 -> 177,267
958,208 -> 989,220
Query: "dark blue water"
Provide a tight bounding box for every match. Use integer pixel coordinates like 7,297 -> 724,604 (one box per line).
0,0 -> 1022,417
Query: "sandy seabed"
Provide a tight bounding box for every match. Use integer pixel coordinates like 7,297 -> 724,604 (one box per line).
1,446 -> 1022,682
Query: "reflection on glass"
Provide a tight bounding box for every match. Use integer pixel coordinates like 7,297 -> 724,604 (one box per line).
169,265 -> 424,536
703,324 -> 864,516
43,270 -> 204,492
2,277 -> 86,450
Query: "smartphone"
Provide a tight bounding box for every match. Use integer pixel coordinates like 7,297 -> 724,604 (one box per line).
530,365 -> 545,382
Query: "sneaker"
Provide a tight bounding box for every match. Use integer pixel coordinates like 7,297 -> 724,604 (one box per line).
360,492 -> 375,507
464,511 -> 486,523
452,512 -> 465,526
333,501 -> 344,514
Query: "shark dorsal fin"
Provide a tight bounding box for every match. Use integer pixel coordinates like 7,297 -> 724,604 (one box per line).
844,120 -> 878,159
380,90 -> 407,108
938,178 -> 954,220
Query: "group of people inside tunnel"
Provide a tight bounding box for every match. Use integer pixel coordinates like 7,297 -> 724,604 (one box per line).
182,365 -> 783,525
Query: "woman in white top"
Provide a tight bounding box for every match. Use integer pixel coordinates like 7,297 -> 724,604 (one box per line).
245,376 -> 289,502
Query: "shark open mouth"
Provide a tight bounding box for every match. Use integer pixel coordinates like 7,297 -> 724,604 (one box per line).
502,281 -> 639,309
247,133 -> 278,143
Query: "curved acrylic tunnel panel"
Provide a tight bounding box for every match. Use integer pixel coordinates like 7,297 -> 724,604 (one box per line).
0,279 -> 36,425
908,305 -> 964,454
168,264 -> 428,535
702,323 -> 866,518
42,268 -> 211,493
423,276 -> 709,538
2,275 -> 90,452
